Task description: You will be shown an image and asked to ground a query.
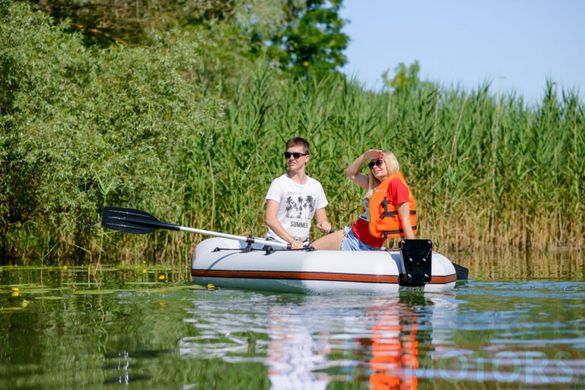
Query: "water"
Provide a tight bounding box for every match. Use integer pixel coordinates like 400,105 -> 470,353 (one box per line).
1,256 -> 584,389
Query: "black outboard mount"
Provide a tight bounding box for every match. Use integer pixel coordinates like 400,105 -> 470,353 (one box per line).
399,239 -> 433,286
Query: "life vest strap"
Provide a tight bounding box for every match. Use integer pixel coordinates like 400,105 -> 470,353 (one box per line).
381,210 -> 417,218
381,225 -> 418,238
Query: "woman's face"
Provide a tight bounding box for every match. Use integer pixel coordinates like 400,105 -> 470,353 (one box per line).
368,159 -> 388,180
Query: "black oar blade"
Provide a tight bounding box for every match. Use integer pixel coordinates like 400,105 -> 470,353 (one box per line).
454,263 -> 469,281
101,207 -> 162,234
102,219 -> 158,234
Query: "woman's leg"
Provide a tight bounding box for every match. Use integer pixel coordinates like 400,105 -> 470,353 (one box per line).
310,230 -> 345,250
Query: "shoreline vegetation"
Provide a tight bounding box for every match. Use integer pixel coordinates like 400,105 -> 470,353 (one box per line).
1,2 -> 583,266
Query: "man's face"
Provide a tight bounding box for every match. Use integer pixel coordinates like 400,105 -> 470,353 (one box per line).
284,145 -> 309,172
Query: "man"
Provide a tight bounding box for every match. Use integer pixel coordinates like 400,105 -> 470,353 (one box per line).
265,137 -> 331,249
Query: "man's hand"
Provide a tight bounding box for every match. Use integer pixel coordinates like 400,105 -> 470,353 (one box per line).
291,239 -> 304,250
316,221 -> 332,234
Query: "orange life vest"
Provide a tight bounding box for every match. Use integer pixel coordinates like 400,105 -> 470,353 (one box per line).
368,173 -> 417,238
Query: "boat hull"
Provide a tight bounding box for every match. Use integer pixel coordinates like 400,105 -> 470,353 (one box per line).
191,237 -> 457,294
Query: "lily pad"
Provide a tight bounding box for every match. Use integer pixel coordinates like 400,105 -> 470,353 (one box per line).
144,285 -> 205,293
25,287 -> 72,295
0,307 -> 25,312
88,268 -> 120,272
4,283 -> 45,289
73,289 -> 118,295
142,286 -> 184,294
34,296 -> 66,301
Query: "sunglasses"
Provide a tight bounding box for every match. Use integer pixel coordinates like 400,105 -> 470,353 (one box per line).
284,152 -> 309,159
368,159 -> 384,169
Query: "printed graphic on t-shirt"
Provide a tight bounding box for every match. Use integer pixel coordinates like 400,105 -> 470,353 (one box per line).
285,195 -> 316,220
265,175 -> 328,243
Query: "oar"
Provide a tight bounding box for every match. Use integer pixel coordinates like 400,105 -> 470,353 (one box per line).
101,207 -> 290,249
453,263 -> 469,281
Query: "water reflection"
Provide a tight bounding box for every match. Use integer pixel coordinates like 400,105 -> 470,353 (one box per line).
179,292 -> 460,389
358,298 -> 421,389
179,286 -> 585,388
2,266 -> 583,388
266,305 -> 330,389
342,294 -> 458,389
179,293 -> 271,362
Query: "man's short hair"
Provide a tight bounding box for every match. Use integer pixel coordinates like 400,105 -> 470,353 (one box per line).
285,137 -> 310,155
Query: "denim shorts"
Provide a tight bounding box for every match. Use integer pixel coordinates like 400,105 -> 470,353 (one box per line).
340,227 -> 378,251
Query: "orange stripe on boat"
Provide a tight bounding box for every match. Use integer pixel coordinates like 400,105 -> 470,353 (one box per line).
192,269 -> 398,284
192,269 -> 458,284
429,274 -> 457,284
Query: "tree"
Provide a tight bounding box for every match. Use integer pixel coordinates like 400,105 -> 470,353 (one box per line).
30,0 -> 238,46
383,60 -> 422,93
267,0 -> 349,78
31,0 -> 349,79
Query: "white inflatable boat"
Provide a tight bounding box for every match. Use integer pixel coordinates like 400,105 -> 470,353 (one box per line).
100,207 -> 468,294
191,237 -> 465,294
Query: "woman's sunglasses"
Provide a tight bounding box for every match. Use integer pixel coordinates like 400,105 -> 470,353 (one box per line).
368,159 -> 384,169
284,152 -> 308,159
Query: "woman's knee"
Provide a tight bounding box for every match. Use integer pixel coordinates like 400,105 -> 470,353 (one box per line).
312,230 -> 344,250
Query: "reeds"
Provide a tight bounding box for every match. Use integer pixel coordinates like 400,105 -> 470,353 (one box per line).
6,67 -> 584,264
2,2 -> 583,265
182,74 -> 584,256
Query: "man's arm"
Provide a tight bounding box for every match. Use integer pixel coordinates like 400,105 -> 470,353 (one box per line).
265,200 -> 303,249
315,208 -> 332,234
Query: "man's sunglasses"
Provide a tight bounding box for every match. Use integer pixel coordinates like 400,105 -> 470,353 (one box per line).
284,152 -> 309,159
368,159 -> 384,169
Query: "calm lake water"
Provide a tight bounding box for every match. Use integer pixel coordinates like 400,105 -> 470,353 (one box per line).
1,251 -> 584,389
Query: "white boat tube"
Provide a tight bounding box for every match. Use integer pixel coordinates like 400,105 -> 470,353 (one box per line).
192,237 -> 458,294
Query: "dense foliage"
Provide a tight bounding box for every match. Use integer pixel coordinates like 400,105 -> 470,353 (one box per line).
266,0 -> 348,77
30,0 -> 349,77
1,1 -> 583,265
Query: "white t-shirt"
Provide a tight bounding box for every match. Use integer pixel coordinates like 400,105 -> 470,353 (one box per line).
265,174 -> 328,243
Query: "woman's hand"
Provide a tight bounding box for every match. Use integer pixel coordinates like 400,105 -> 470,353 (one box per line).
363,149 -> 385,161
345,149 -> 385,189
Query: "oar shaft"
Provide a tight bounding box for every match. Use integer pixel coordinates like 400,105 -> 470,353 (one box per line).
178,226 -> 289,249
102,206 -> 292,249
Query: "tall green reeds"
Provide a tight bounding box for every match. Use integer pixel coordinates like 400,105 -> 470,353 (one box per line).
1,2 -> 583,265
176,73 -> 584,256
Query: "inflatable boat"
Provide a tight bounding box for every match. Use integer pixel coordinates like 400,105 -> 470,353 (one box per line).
191,237 -> 465,294
100,207 -> 468,294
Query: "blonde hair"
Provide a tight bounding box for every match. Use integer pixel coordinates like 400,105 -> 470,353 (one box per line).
365,151 -> 400,198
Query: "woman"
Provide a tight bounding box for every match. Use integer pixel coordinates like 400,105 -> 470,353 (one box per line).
311,149 -> 416,251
